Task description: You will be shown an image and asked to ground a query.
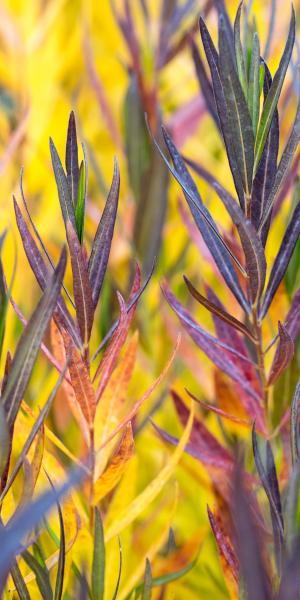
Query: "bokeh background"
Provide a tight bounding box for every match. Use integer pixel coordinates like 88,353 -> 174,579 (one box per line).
0,1 -> 299,597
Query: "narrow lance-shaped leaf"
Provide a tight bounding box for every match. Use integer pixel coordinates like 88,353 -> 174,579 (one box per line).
10,561 -> 30,600
88,158 -> 119,308
190,38 -> 220,129
65,111 -> 80,208
234,2 -> 247,96
252,424 -> 284,560
50,137 -> 76,230
247,32 -> 260,137
14,198 -> 81,348
163,284 -> 263,408
207,506 -> 239,584
265,441 -> 284,572
185,157 -> 266,306
111,536 -> 122,600
66,341 -> 96,429
268,322 -> 294,386
218,14 -> 255,199
0,363 -> 68,503
22,550 -> 53,600
75,160 -> 85,244
199,16 -> 246,210
66,221 -> 94,347
260,95 -> 300,231
291,380 -> 300,466
251,63 -> 279,243
183,276 -> 256,342
92,508 -> 105,600
44,473 -> 66,600
141,559 -> 152,600
155,126 -> 250,312
1,249 -> 66,428
254,7 -> 295,174
260,202 -> 300,319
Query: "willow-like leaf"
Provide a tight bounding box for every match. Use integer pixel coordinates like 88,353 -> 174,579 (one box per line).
247,32 -> 260,136
268,322 -> 294,386
252,424 -> 284,561
207,507 -> 238,583
14,199 -> 81,347
22,550 -> 52,599
190,38 -> 219,128
10,561 -> 30,600
141,559 -> 152,600
65,111 -> 80,208
155,126 -> 250,312
199,16 -> 245,209
1,249 -> 66,428
291,380 -> 300,466
260,96 -> 300,232
260,202 -> 300,319
184,276 -> 256,341
254,7 -> 295,174
111,537 -> 122,600
75,161 -> 85,244
234,3 -> 247,96
88,158 -> 119,308
50,138 -> 76,230
66,221 -> 94,347
219,14 -> 254,198
92,508 -> 105,600
185,157 -> 266,305
251,63 -> 279,244
163,284 -> 262,405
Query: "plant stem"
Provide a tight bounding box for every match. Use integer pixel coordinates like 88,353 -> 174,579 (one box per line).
252,306 -> 268,409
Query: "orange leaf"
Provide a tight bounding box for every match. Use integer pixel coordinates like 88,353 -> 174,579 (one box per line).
92,422 -> 134,505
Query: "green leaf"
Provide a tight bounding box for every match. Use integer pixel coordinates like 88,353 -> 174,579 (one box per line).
65,111 -> 80,208
75,161 -> 85,244
54,501 -> 65,600
141,559 -> 152,600
10,560 -> 31,600
50,138 -> 76,230
91,508 -> 105,600
254,6 -> 295,174
234,2 -> 247,96
219,14 -> 254,199
247,32 -> 260,136
131,555 -> 198,599
22,549 -> 53,600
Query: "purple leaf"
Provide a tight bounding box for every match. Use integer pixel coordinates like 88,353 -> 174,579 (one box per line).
66,221 -> 94,348
251,64 -> 279,247
184,276 -> 256,341
260,202 -> 300,319
268,322 -> 294,386
199,16 -> 245,210
14,198 -> 81,348
88,158 -> 119,308
157,126 -> 250,313
260,94 -> 300,232
163,284 -> 262,406
152,390 -> 233,470
190,38 -> 220,129
1,249 -> 66,428
185,158 -> 267,305
49,138 -> 76,230
65,111 -> 80,207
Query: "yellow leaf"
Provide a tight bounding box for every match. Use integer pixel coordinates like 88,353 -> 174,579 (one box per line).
104,400 -> 194,543
92,422 -> 134,505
